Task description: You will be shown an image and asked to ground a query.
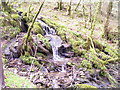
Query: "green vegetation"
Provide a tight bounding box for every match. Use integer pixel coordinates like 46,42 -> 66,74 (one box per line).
79,59 -> 92,69
32,22 -> 44,35
75,84 -> 97,88
20,55 -> 41,67
0,26 -> 20,39
4,71 -> 36,88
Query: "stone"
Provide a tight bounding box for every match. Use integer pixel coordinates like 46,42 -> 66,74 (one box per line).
79,71 -> 85,76
61,43 -> 71,48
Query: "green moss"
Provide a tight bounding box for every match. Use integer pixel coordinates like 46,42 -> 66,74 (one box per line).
10,20 -> 19,27
23,16 -> 29,22
42,18 -> 67,41
75,84 -> 97,88
2,57 -> 8,64
20,55 -> 41,67
11,14 -> 20,20
32,22 -> 44,35
98,52 -> 111,60
10,27 -> 21,38
36,52 -> 46,58
1,19 -> 11,26
94,40 -> 105,51
79,60 -> 92,69
104,46 -> 118,58
1,26 -> 20,39
4,71 -> 36,88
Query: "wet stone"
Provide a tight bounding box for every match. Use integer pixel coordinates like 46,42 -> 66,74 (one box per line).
79,71 -> 85,76
18,71 -> 28,76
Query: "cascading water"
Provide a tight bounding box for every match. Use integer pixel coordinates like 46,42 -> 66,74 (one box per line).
36,18 -> 68,73
36,19 -> 64,61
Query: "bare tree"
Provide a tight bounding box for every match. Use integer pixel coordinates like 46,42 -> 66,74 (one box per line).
104,0 -> 113,40
88,0 -> 92,22
67,0 -> 72,15
0,40 -> 5,89
75,0 -> 81,11
1,0 -> 12,13
82,0 -> 86,28
57,0 -> 63,10
90,1 -> 101,36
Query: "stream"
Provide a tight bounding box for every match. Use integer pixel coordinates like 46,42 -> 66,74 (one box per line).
36,18 -> 67,72
36,18 -> 64,61
2,18 -> 119,88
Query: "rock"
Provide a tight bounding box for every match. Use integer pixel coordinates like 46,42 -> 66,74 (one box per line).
61,51 -> 74,58
37,44 -> 50,54
79,78 -> 90,83
9,46 -> 20,58
79,71 -> 85,76
58,43 -> 74,57
61,43 -> 71,49
18,71 -> 28,76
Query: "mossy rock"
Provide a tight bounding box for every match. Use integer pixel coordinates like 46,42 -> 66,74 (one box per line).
23,16 -> 29,22
11,14 -> 20,20
2,57 -> 8,64
37,34 -> 51,50
69,38 -> 86,55
20,55 -> 41,67
10,20 -> 19,27
1,26 -> 20,39
4,71 -> 36,88
89,54 -> 107,69
1,19 -> 11,26
42,18 -> 67,41
9,27 -> 21,38
78,59 -> 92,69
104,46 -> 118,58
32,22 -> 44,35
98,52 -> 111,60
36,52 -> 46,58
75,84 -> 97,88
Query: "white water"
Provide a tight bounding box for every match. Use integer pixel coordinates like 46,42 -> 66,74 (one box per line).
37,19 -> 64,61
37,19 -> 66,72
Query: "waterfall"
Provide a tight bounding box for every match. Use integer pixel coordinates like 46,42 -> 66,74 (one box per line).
36,19 -> 64,61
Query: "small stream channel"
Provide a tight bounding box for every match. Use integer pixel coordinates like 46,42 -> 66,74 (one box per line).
36,18 -> 64,61
2,17 -> 118,88
36,18 -> 66,72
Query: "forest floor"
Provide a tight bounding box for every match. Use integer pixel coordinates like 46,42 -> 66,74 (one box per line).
0,2 -> 119,88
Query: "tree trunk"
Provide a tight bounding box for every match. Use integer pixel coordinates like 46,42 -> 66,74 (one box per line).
1,0 -> 7,11
24,0 -> 45,51
90,1 -> 101,36
57,0 -> 63,10
82,0 -> 86,28
67,0 -> 72,15
99,1 -> 102,14
88,0 -> 92,22
75,0 -> 81,11
0,40 -> 5,89
104,1 -> 113,40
